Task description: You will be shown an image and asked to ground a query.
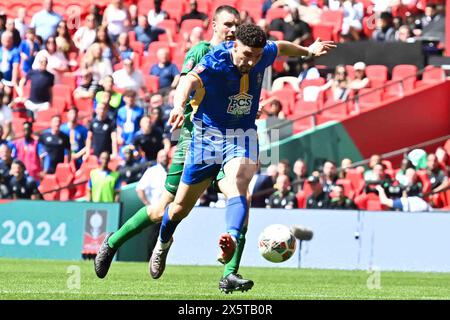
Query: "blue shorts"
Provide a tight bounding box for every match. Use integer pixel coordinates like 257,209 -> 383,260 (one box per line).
182,121 -> 259,185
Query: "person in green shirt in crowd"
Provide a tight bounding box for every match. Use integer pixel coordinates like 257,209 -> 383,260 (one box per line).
87,151 -> 121,203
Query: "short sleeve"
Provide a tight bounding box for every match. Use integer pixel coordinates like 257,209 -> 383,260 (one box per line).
259,41 -> 278,69
181,44 -> 210,75
12,51 -> 21,65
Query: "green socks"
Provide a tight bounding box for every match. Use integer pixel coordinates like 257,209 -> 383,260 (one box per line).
108,206 -> 154,249
223,226 -> 247,278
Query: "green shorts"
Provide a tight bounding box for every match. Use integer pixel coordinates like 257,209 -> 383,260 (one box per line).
164,114 -> 225,195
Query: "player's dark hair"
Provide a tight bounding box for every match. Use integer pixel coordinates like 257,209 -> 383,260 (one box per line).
235,24 -> 266,48
213,5 -> 239,21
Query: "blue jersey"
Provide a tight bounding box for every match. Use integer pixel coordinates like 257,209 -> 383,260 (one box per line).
188,41 -> 278,131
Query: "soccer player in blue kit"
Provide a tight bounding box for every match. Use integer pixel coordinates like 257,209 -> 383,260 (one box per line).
149,24 -> 335,280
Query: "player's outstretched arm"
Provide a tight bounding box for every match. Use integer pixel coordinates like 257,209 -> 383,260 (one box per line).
169,73 -> 202,132
275,38 -> 336,59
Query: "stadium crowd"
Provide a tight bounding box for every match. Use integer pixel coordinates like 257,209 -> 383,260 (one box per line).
0,0 -> 448,211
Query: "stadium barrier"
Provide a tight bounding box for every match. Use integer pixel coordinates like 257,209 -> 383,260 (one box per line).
167,207 -> 450,272
0,200 -> 120,260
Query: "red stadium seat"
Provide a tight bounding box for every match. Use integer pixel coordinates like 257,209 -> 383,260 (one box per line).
300,78 -> 326,89
345,169 -> 365,195
39,175 -> 60,201
293,99 -> 320,116
367,198 -> 382,211
356,88 -> 382,110
161,0 -> 185,23
130,41 -> 145,56
143,74 -> 160,93
55,163 -> 75,187
211,0 -> 237,12
157,19 -> 178,37
311,24 -> 334,41
269,30 -> 284,40
271,88 -> 297,116
391,64 -> 418,92
180,19 -> 205,37
265,7 -> 288,24
417,65 -> 446,88
365,65 -> 388,82
239,0 -> 263,22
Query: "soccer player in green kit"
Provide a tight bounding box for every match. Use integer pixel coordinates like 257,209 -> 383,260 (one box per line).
95,5 -> 254,293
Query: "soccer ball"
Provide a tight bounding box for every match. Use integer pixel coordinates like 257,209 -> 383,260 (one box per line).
258,224 -> 297,263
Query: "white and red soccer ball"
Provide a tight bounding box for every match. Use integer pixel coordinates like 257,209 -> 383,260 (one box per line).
258,224 -> 296,263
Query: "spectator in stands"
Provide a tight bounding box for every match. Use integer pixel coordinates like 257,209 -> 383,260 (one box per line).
88,4 -> 103,28
117,32 -> 135,61
183,27 -> 205,53
95,75 -> 124,118
260,98 -> 286,120
306,175 -> 330,209
83,42 -> 114,83
395,158 -> 414,186
249,163 -> 275,208
55,20 -> 75,56
396,25 -> 414,42
0,125 -> 15,156
266,174 -> 298,209
322,160 -> 338,193
0,143 -> 13,182
5,18 -> 21,48
113,58 -> 149,97
94,25 -> 121,65
292,158 -> 308,193
240,11 -> 255,25
270,7 -> 311,45
14,121 -> 41,181
338,157 -> 353,179
376,184 -> 431,212
60,107 -> 88,169
340,0 -> 364,41
372,11 -> 396,42
73,69 -> 100,100
133,116 -> 167,162
8,160 -> 41,200
116,90 -> 144,146
277,159 -> 292,181
320,65 -> 350,102
364,154 -> 382,181
135,15 -> 166,51
136,149 -> 169,206
20,56 -> 54,114
329,184 -> 356,210
129,4 -> 139,27
435,147 -> 449,174
426,153 -> 449,194
14,7 -> 28,39
266,164 -> 279,184
149,106 -> 166,133
150,92 -> 172,126
365,163 -> 399,198
85,102 -> 118,159
349,62 -> 370,91
0,92 -> 12,139
298,57 -> 320,84
401,168 -> 423,198
117,145 -> 145,185
38,115 -> 71,174
147,0 -> 169,27
0,31 -> 21,86
19,28 -> 40,76
73,14 -> 98,53
419,4 -> 445,43
180,0 -> 209,29
87,151 -> 121,203
33,36 -> 69,84
103,0 -> 131,43
150,48 -> 180,93
29,0 -> 62,42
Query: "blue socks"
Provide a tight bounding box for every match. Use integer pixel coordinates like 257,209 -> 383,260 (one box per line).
159,206 -> 180,244
226,196 -> 248,240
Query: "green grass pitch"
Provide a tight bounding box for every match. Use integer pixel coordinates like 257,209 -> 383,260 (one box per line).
1,258 -> 450,300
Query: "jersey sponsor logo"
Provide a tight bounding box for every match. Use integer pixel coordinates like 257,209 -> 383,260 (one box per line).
193,64 -> 205,74
227,92 -> 253,116
184,58 -> 194,71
